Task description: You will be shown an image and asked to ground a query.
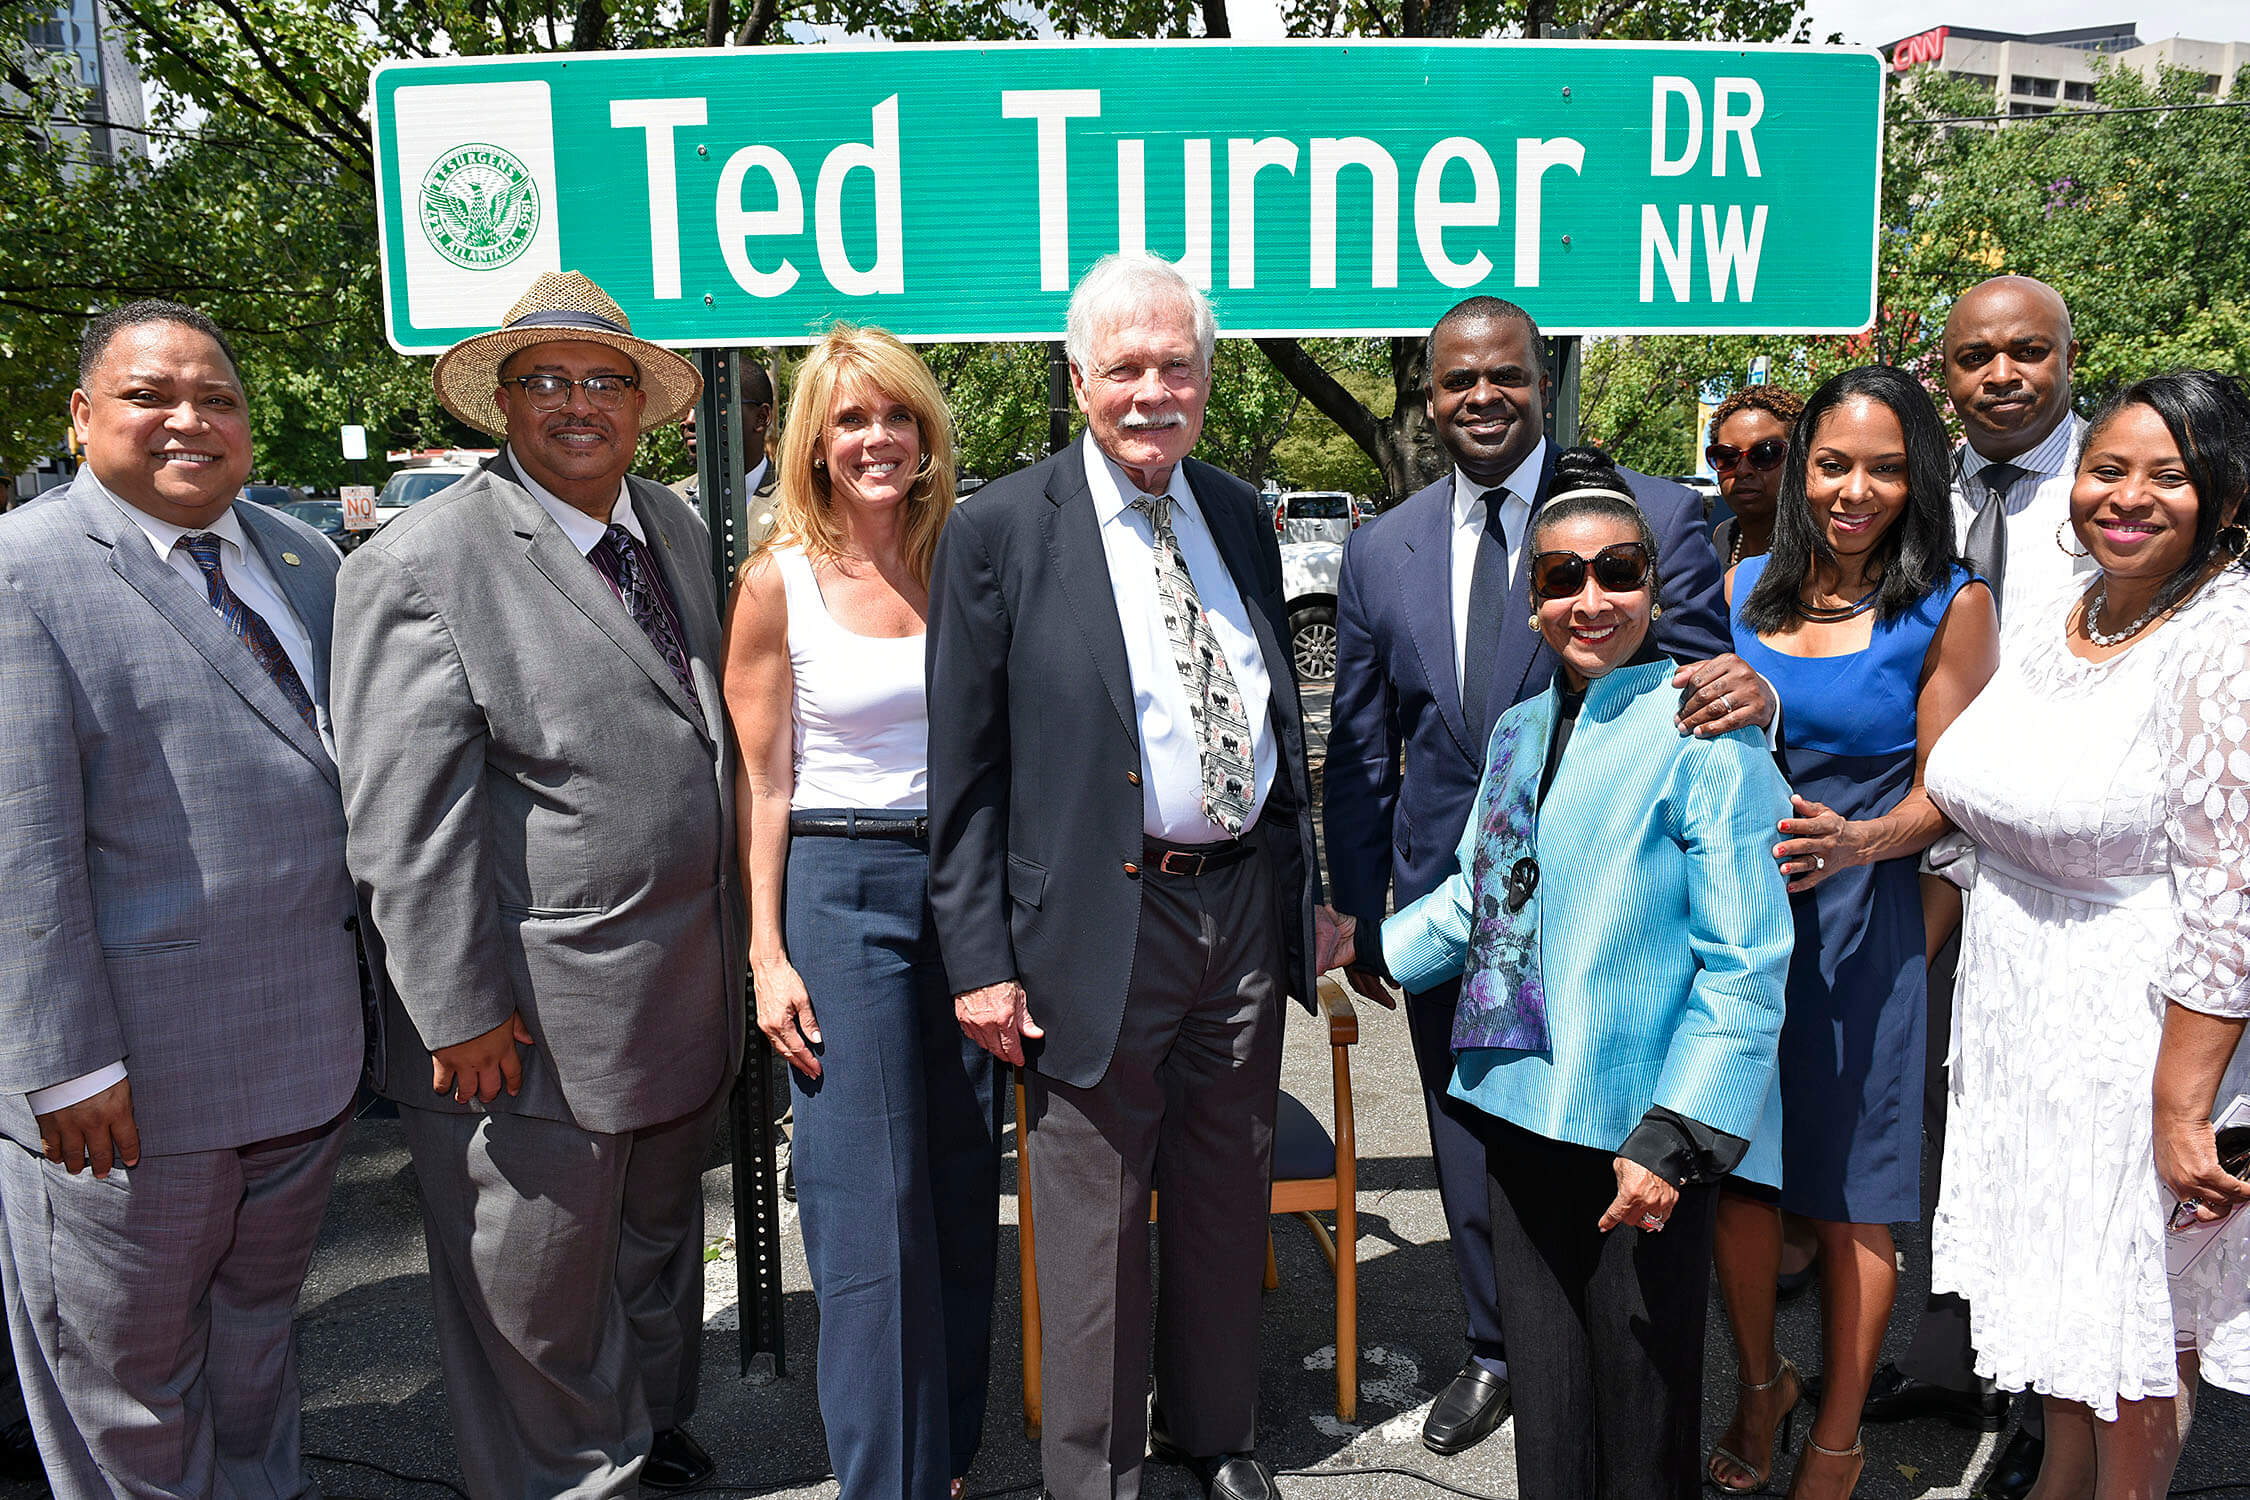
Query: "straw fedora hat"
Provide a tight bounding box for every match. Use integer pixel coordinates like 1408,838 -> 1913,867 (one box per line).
432,270 -> 702,438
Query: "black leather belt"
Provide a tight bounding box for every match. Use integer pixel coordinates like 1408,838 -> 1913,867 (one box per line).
1142,834 -> 1252,877
790,811 -> 929,841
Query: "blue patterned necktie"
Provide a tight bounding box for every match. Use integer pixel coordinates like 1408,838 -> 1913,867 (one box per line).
1461,486 -> 1513,736
179,533 -> 318,731
1129,493 -> 1254,836
587,523 -> 701,709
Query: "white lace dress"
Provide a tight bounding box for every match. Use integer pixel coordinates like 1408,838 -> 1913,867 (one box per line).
1924,568 -> 2250,1420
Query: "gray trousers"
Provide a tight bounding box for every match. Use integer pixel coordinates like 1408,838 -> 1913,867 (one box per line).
1024,845 -> 1285,1500
401,1085 -> 723,1500
0,1113 -> 348,1500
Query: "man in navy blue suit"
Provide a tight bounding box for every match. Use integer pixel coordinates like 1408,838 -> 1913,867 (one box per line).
1323,295 -> 1774,1456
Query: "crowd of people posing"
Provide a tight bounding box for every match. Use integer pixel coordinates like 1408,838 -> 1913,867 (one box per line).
0,256 -> 2244,1500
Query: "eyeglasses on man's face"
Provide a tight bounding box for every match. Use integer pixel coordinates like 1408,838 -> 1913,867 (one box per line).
504,374 -> 641,412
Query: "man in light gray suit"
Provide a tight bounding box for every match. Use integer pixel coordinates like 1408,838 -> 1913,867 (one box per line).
334,272 -> 744,1499
0,300 -> 367,1498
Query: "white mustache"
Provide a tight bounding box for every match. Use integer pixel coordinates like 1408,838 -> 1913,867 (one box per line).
1118,411 -> 1186,431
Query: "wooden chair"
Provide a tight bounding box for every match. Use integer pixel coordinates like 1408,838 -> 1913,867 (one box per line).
1014,975 -> 1361,1437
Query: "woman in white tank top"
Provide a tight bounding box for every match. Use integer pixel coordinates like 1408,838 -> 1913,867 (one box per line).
723,326 -> 999,1500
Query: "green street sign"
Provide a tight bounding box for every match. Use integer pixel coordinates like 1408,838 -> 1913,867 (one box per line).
371,40 -> 1884,354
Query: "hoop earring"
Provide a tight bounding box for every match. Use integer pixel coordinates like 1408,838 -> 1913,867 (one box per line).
2056,519 -> 2091,559
2219,523 -> 2250,562
1651,601 -> 1664,619
1527,611 -> 1541,633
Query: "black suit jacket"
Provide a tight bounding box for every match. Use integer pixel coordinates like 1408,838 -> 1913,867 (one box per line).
926,446 -> 1321,1089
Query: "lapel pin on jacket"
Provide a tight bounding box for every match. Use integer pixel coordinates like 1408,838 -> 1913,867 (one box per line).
281,551 -> 301,566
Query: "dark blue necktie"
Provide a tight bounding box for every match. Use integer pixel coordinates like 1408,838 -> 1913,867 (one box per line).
180,533 -> 317,731
1461,488 -> 1513,737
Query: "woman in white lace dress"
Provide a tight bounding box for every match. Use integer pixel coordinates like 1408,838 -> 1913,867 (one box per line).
1925,370 -> 2250,1496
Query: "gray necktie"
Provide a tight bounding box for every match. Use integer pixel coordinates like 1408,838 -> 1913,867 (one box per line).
1964,461 -> 2025,613
1461,488 -> 1512,737
1130,493 -> 1254,836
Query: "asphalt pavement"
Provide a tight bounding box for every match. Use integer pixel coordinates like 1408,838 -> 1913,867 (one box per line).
4,681 -> 2244,1500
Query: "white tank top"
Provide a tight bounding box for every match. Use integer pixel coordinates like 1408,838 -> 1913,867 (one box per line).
776,546 -> 929,811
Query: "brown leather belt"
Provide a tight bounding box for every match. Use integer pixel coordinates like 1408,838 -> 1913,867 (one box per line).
1141,834 -> 1253,877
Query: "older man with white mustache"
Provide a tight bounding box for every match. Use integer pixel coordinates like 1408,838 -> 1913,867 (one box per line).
926,254 -> 1329,1500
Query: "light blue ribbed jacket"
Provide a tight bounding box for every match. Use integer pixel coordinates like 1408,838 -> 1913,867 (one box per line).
1381,657 -> 1794,1181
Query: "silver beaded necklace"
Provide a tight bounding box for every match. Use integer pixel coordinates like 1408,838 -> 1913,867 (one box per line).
2081,578 -> 2166,647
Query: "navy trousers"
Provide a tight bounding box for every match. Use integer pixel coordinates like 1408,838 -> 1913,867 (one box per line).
785,823 -> 1003,1498
1404,977 -> 1508,1364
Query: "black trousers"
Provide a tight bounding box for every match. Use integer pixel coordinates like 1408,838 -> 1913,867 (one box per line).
1898,930 -> 2043,1436
1403,978 -> 1508,1364
1481,1113 -> 1718,1500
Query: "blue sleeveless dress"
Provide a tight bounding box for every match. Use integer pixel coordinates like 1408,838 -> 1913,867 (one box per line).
1732,556 -> 1976,1223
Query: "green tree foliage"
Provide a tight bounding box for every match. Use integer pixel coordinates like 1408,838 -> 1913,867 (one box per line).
14,1 -> 2239,492
1577,66 -> 2250,468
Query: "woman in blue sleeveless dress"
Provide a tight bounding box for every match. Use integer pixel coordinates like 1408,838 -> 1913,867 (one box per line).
1706,367 -> 1999,1500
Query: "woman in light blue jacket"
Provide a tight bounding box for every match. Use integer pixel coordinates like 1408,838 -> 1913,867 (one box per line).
1336,449 -> 1794,1500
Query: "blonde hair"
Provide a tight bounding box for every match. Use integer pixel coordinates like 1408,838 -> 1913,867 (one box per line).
759,324 -> 956,587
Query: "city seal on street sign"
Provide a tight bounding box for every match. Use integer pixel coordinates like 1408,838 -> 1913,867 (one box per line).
419,143 -> 542,271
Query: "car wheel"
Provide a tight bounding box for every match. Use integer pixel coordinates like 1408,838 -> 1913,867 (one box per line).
1291,603 -> 1337,681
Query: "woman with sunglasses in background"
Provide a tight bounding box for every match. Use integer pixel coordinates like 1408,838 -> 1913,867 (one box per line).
1923,370 -> 2250,1498
1332,447 -> 1794,1500
1708,386 -> 1806,569
1708,366 -> 1999,1498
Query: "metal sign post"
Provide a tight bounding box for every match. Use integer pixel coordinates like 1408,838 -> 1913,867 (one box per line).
695,347 -> 788,1382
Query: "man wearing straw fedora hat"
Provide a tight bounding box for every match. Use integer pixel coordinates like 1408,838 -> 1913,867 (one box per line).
333,271 -> 743,1498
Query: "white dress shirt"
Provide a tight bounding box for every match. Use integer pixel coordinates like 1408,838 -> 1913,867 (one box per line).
1450,440 -> 1545,691
510,448 -> 644,554
29,485 -> 324,1116
1951,414 -> 2088,613
1084,432 -> 1278,843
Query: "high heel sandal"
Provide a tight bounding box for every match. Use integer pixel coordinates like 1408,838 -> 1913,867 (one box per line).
1786,1431 -> 1864,1499
1706,1356 -> 1804,1493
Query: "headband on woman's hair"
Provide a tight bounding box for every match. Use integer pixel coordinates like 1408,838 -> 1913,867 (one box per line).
1543,486 -> 1639,508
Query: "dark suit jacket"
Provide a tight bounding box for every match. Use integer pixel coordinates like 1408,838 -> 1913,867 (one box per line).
1324,451 -> 1733,927
926,447 -> 1321,1090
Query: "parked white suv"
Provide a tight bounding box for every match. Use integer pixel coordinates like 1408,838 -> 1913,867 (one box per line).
1274,490 -> 1357,546
1281,538 -> 1342,681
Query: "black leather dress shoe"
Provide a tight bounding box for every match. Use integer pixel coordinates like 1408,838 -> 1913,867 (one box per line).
1859,1361 -> 2009,1431
1978,1423 -> 2044,1500
1422,1361 -> 1512,1455
642,1426 -> 716,1491
0,1418 -> 46,1486
1174,1453 -> 1280,1500
1147,1425 -> 1279,1500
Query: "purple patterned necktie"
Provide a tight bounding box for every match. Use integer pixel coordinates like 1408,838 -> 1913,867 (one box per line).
587,522 -> 701,709
179,533 -> 318,731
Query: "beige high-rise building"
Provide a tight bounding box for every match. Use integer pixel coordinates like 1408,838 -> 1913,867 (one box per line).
1884,21 -> 2248,115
